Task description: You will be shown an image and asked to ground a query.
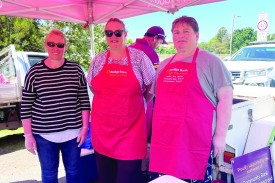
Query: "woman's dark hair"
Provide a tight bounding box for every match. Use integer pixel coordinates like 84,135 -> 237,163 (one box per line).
171,16 -> 199,33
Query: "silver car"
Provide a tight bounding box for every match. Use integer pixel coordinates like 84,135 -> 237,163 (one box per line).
224,41 -> 275,87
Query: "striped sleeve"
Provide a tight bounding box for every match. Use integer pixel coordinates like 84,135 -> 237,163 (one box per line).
21,66 -> 37,120
77,65 -> 91,111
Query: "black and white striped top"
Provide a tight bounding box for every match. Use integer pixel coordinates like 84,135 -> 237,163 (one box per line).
21,58 -> 91,134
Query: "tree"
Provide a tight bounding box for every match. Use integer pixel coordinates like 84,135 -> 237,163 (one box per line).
215,27 -> 229,42
93,24 -> 109,55
0,17 -> 265,68
155,45 -> 176,54
268,34 -> 275,41
198,42 -> 211,52
232,28 -> 256,53
126,39 -> 134,46
209,27 -> 229,54
0,16 -> 44,51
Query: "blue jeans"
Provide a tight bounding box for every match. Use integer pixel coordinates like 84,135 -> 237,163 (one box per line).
34,134 -> 81,183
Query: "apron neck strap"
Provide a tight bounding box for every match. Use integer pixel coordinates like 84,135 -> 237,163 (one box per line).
192,47 -> 199,64
168,47 -> 199,65
125,47 -> 131,66
167,54 -> 176,65
105,47 -> 131,65
105,50 -> 110,64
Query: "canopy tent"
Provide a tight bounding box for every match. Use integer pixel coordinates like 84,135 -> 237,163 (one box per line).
0,0 -> 226,57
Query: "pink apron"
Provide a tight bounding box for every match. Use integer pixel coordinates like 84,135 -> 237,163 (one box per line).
149,48 -> 215,180
91,47 -> 147,160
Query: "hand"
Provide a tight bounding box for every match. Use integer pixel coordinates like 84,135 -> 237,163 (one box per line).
212,134 -> 226,157
24,135 -> 37,155
77,127 -> 88,147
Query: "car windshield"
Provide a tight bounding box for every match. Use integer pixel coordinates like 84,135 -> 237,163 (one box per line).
28,55 -> 47,66
231,47 -> 275,61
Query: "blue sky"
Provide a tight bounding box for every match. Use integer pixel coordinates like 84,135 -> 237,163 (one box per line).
123,0 -> 275,43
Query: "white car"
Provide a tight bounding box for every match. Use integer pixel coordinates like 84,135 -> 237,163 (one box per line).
224,41 -> 275,87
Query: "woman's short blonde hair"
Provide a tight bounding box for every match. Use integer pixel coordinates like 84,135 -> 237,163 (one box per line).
45,29 -> 67,44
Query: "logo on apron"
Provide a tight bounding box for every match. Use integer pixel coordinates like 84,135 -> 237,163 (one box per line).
164,68 -> 189,83
106,70 -> 128,77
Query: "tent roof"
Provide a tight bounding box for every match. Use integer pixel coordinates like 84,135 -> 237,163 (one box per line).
0,0 -> 226,24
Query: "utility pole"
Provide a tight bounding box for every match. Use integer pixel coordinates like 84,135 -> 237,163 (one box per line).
229,13 -> 235,58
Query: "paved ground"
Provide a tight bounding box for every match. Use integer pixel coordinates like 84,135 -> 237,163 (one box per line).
0,147 -> 66,183
0,134 -> 98,183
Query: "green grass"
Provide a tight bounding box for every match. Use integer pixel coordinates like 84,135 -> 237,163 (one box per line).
0,127 -> 25,155
0,127 -> 24,138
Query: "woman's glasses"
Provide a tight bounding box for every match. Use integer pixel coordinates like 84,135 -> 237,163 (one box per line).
105,30 -> 124,37
47,42 -> 65,48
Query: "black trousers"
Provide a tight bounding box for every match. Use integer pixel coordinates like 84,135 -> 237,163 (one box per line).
94,151 -> 143,183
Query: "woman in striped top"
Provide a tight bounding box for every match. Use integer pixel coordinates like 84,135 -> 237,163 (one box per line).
21,29 -> 90,183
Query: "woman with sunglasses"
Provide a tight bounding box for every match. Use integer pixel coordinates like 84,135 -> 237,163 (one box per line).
87,18 -> 155,183
21,29 -> 91,183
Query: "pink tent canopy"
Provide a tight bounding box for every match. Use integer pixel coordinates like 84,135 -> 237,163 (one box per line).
0,0 -> 226,56
0,0 -> 225,24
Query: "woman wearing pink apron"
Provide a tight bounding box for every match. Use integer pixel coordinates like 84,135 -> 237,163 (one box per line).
87,18 -> 155,183
149,16 -> 233,182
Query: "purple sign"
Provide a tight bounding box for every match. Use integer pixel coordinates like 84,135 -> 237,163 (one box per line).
231,147 -> 273,183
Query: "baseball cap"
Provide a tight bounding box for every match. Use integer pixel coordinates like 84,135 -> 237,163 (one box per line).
145,26 -> 167,44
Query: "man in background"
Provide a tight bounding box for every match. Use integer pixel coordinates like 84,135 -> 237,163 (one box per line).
131,26 -> 167,70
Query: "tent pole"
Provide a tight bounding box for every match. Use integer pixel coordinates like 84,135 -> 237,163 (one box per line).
89,24 -> 96,59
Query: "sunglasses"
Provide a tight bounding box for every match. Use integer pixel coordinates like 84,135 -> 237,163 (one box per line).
47,42 -> 65,48
145,32 -> 166,39
156,34 -> 166,38
105,30 -> 124,37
